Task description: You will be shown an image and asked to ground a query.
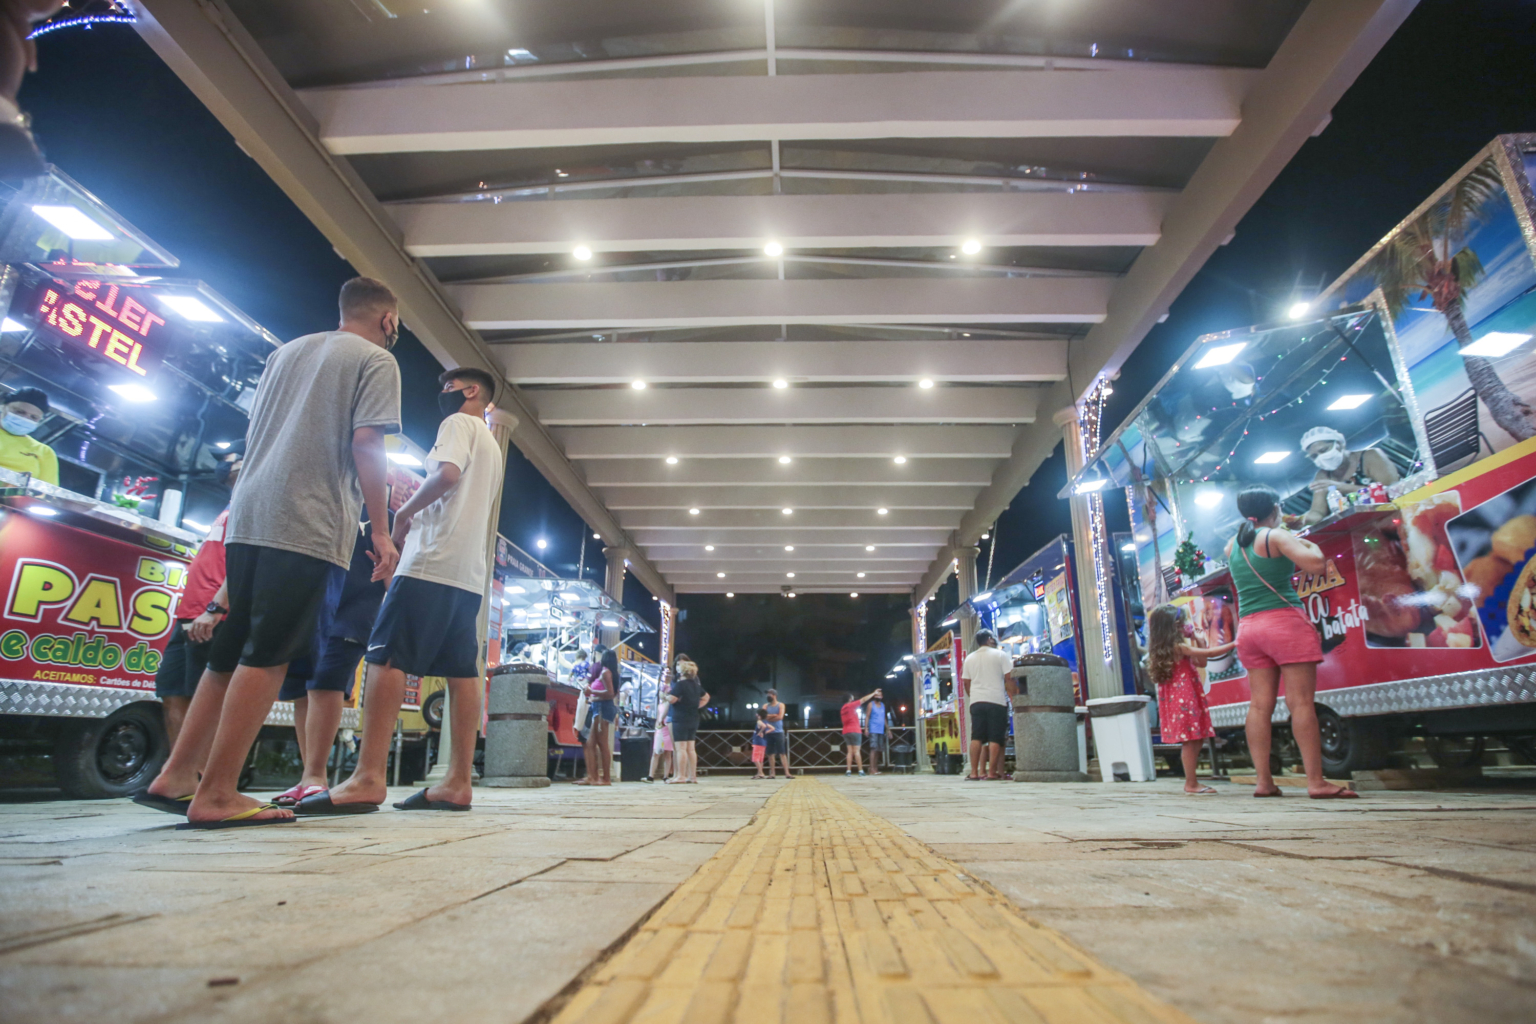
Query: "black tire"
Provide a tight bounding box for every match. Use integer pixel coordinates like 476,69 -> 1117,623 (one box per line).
1316,707 -> 1389,777
421,690 -> 445,730
1426,735 -> 1486,770
53,704 -> 167,799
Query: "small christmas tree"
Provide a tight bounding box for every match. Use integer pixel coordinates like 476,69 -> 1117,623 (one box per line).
1173,537 -> 1206,580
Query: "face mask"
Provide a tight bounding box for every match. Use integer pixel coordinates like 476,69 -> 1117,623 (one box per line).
1225,380 -> 1255,399
437,387 -> 468,417
2,412 -> 39,436
382,314 -> 399,351
1311,448 -> 1345,471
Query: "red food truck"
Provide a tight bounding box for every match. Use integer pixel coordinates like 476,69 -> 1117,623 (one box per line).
1072,136 -> 1536,775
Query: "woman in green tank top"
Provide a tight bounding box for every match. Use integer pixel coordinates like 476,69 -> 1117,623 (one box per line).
1223,486 -> 1357,800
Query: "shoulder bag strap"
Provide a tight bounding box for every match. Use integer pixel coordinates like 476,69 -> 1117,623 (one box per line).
1239,533 -> 1298,608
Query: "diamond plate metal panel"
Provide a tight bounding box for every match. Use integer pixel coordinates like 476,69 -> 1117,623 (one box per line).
1208,666 -> 1536,729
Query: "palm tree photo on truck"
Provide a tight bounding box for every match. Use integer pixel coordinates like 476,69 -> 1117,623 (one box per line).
1366,154 -> 1536,443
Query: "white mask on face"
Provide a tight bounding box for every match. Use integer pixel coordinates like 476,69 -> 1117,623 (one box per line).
1311,447 -> 1345,471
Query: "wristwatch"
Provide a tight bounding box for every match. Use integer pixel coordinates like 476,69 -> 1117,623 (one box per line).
206,601 -> 228,616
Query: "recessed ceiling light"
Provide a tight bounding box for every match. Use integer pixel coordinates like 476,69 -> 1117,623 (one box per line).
1327,394 -> 1372,410
32,204 -> 113,240
1287,301 -> 1312,319
784,545 -> 794,551
787,591 -> 796,598
850,592 -> 859,598
893,456 -> 906,465
593,532 -> 601,539
877,508 -> 888,515
705,544 -> 715,551
865,545 -> 875,552
918,379 -> 934,389
772,379 -> 788,389
763,241 -> 783,257
108,383 -> 158,402
786,572 -> 795,578
1194,490 -> 1224,508
1253,451 -> 1289,464
857,572 -> 866,578
535,538 -> 548,549
782,508 -> 793,515
630,381 -> 649,392
726,592 -> 734,598
1194,342 -> 1246,369
573,245 -> 592,260
689,508 -> 700,515
961,238 -> 982,255
665,456 -> 679,464
1460,331 -> 1531,357
717,572 -> 726,578
778,455 -> 792,464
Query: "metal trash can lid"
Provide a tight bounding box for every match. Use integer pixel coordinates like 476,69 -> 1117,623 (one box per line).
1085,695 -> 1149,717
1011,653 -> 1069,669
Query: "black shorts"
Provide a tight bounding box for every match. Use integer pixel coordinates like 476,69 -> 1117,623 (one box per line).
764,732 -> 786,757
970,701 -> 1009,746
364,576 -> 481,679
208,544 -> 346,673
154,620 -> 213,699
278,637 -> 367,702
671,718 -> 699,743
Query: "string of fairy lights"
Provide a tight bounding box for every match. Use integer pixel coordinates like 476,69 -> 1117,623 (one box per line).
1079,376 -> 1116,666
27,1 -> 136,40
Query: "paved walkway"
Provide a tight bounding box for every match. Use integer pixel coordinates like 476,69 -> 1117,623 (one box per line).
1,776 -> 1533,1023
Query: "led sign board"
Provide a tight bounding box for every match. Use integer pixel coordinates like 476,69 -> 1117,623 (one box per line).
32,279 -> 167,378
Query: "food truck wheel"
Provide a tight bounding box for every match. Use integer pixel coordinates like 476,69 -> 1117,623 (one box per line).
1316,707 -> 1389,776
421,690 -> 445,730
1426,735 -> 1486,770
53,704 -> 167,799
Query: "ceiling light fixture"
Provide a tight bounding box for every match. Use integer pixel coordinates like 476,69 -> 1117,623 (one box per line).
918,379 -> 934,389
159,295 -> 224,323
778,455 -> 792,464
705,544 -> 715,551
726,592 -> 734,598
1194,342 -> 1246,369
784,545 -> 794,552
630,379 -> 647,390
689,508 -> 700,515
665,455 -> 679,464
865,545 -> 875,552
1327,394 -> 1372,411
717,572 -> 726,578
893,456 -> 906,465
877,508 -> 888,515
850,592 -> 859,598
32,204 -> 113,240
782,508 -> 793,515
960,238 -> 982,255
763,241 -> 783,257
1253,451 -> 1289,464
108,383 -> 157,402
857,572 -> 866,578
573,245 -> 592,260
772,379 -> 788,389
535,538 -> 548,549
786,572 -> 795,578
1287,301 -> 1312,319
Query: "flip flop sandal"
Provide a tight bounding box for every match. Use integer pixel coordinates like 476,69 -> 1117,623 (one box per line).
274,783 -> 327,807
294,791 -> 379,816
1309,787 -> 1359,799
392,787 -> 471,812
132,791 -> 194,815
176,803 -> 296,830
964,775 -> 983,782
1185,786 -> 1218,795
1252,788 -> 1285,798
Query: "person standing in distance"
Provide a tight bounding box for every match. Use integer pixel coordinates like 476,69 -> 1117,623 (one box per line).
307,367 -> 504,814
865,688 -> 888,775
961,630 -> 1016,781
762,688 -> 790,778
143,277 -> 402,828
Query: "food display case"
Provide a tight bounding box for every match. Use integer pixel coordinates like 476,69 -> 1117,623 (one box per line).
1068,135 -> 1536,775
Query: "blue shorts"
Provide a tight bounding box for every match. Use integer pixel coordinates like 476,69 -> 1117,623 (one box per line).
364,576 -> 481,679
587,699 -> 617,727
278,637 -> 367,702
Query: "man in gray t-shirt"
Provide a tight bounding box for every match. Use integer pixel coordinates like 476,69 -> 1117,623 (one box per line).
142,277 -> 402,829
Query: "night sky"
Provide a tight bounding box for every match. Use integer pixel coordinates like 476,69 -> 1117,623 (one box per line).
19,1 -> 1536,708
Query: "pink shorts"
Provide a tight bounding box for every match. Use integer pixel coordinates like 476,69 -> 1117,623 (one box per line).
751,744 -> 765,764
1237,607 -> 1323,670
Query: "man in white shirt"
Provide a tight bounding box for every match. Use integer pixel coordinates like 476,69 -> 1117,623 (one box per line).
960,629 -> 1016,781
304,367 -> 504,814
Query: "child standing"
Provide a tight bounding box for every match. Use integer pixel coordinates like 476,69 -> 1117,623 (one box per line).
750,708 -> 769,778
1146,603 -> 1236,795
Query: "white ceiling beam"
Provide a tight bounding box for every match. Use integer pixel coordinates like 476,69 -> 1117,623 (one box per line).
304,68 -> 1253,155
450,277 -> 1112,330
630,529 -> 951,548
909,0 -> 1420,606
584,458 -> 999,488
670,570 -> 919,584
659,558 -> 929,573
600,485 -> 981,510
499,339 -> 1066,385
557,425 -> 1020,460
395,191 -> 1169,257
647,546 -> 932,560
530,386 -> 1041,426
618,509 -> 960,530
675,585 -> 908,594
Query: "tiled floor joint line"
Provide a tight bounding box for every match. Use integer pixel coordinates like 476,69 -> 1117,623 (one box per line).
546,778 -> 1201,1024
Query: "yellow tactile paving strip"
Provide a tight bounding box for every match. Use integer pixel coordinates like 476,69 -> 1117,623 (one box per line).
551,779 -> 1198,1024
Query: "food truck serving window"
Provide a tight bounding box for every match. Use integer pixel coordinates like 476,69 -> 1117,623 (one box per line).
33,279 -> 167,378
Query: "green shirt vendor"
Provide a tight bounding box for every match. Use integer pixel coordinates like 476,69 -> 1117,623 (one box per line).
0,386 -> 59,485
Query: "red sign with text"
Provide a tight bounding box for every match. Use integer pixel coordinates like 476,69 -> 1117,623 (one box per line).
33,278 -> 167,379
0,509 -> 188,691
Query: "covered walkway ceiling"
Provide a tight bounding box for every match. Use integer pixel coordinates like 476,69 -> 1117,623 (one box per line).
134,0 -> 1416,602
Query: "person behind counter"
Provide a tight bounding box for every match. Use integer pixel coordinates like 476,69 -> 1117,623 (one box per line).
0,386 -> 58,484
304,365 -> 503,815
141,276 -> 403,829
1300,426 -> 1399,525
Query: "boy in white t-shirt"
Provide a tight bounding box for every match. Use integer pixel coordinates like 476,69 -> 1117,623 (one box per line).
960,629 -> 1017,781
303,367 -> 504,815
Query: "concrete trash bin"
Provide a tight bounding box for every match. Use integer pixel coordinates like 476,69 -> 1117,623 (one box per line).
1086,695 -> 1155,782
481,664 -> 553,788
1010,654 -> 1089,782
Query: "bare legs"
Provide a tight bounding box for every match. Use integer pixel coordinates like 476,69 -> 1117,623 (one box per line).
1246,662 -> 1349,797
670,740 -> 697,783
648,744 -> 671,781
1180,740 -> 1210,793
292,690 -> 345,791
845,740 -> 864,773
331,665 -> 479,807
966,739 -> 1003,779
161,696 -> 190,749
148,668 -> 231,799
166,664 -> 291,823
591,715 -> 613,785
869,740 -> 881,775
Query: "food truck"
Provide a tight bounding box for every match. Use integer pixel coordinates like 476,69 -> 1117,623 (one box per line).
1069,135 -> 1536,775
0,168 -> 313,796
915,631 -> 960,771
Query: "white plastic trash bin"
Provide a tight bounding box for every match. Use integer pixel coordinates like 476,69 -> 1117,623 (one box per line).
1086,695 -> 1155,782
1074,706 -> 1089,776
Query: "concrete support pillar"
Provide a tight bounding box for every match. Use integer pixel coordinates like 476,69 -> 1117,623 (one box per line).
1054,406 -> 1123,702
911,602 -> 930,774
954,545 -> 979,774
602,546 -> 628,650
428,404 -> 517,784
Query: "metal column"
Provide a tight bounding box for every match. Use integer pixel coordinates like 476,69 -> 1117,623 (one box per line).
1054,407 -> 1124,701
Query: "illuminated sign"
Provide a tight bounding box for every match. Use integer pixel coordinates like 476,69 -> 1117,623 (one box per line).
33,279 -> 166,378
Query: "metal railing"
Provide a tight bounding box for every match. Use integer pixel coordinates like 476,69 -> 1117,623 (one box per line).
694,726 -> 918,772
